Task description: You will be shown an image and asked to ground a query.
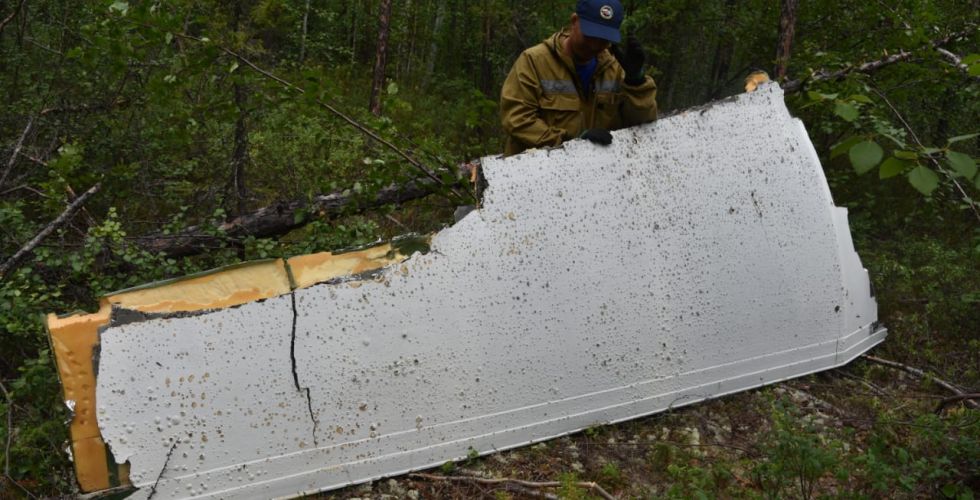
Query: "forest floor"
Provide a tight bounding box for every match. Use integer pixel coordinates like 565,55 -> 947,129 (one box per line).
311,355 -> 978,499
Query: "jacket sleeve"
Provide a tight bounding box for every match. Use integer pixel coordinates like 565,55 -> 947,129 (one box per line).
619,74 -> 658,127
500,53 -> 567,151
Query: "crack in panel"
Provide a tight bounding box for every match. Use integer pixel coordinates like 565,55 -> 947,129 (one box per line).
146,437 -> 180,500
290,291 -> 319,446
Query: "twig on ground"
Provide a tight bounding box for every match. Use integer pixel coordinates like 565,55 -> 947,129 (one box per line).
935,393 -> 980,414
501,482 -> 559,498
863,355 -> 979,409
587,438 -> 754,455
410,472 -> 618,500
833,368 -> 889,397
385,214 -> 410,231
0,183 -> 101,280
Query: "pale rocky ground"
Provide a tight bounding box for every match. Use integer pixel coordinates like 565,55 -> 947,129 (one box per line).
307,361 -> 960,499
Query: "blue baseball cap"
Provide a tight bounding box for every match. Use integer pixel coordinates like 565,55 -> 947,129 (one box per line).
576,0 -> 624,43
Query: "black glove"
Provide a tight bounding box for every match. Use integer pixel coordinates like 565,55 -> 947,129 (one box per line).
579,128 -> 613,146
611,36 -> 646,86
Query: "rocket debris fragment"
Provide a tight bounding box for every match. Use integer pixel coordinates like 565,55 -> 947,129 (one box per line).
48,84 -> 884,499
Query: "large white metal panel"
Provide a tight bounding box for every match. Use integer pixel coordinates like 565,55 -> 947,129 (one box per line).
94,84 -> 884,499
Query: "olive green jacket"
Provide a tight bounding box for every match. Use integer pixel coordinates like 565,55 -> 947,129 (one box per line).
500,30 -> 658,156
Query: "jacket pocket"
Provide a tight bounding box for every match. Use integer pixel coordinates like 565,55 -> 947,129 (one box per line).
592,91 -> 621,130
539,93 -> 583,138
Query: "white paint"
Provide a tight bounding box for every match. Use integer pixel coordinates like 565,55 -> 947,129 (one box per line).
95,84 -> 884,499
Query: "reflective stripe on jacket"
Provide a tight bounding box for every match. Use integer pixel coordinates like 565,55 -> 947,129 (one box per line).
500,30 -> 658,156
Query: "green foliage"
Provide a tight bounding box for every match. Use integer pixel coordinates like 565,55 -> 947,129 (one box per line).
850,141 -> 885,175
597,462 -> 625,490
752,399 -> 845,499
1,350 -> 73,493
852,411 -> 980,498
0,0 -> 976,495
557,472 -> 587,500
665,462 -> 731,500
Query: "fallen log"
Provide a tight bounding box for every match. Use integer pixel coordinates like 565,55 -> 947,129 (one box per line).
135,174 -> 469,258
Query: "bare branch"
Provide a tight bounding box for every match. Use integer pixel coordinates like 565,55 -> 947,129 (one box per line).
0,0 -> 28,36
936,48 -> 967,69
0,184 -> 50,198
863,355 -> 979,409
410,473 -> 618,500
0,183 -> 101,280
23,37 -> 62,56
782,26 -> 978,93
0,117 -> 35,189
936,48 -> 980,81
135,172 -> 467,258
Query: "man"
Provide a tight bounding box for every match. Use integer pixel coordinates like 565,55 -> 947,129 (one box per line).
500,0 -> 658,156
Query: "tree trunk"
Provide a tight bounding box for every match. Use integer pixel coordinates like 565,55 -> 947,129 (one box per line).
299,0 -> 311,63
479,2 -> 493,96
775,0 -> 799,80
231,84 -> 249,217
423,1 -> 445,85
229,2 -> 249,218
369,0 -> 392,116
706,0 -> 737,100
136,175 -> 463,259
404,0 -> 416,81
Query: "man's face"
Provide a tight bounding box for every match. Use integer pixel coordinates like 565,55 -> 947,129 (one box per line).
568,13 -> 611,62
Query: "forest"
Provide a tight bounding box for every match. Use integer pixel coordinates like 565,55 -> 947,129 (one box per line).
0,0 -> 977,498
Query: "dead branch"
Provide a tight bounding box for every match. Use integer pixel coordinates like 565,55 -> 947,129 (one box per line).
135,175 -> 459,258
0,117 -> 34,189
39,98 -> 131,116
782,27 -> 977,93
0,184 -> 49,198
863,355 -> 979,409
935,393 -> 980,414
936,48 -> 980,81
833,368 -> 888,397
23,36 -> 62,56
169,31 -> 467,203
0,0 -> 27,35
16,151 -> 46,167
410,473 -> 617,500
935,48 -> 967,71
0,182 -> 101,280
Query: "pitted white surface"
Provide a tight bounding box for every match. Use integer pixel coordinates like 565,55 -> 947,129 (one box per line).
94,84 -> 883,499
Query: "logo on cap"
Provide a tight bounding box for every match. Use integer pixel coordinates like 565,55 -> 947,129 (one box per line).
599,5 -> 614,20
